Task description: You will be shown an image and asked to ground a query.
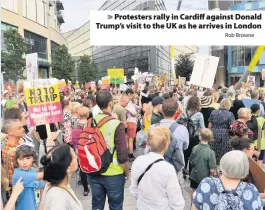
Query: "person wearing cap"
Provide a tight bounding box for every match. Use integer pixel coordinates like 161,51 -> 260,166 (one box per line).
200,96 -> 215,128
1,90 -> 10,107
151,96 -> 165,125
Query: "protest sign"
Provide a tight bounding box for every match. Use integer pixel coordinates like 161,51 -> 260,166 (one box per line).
108,68 -> 124,84
262,69 -> 265,80
120,84 -> 127,91
24,79 -> 63,126
249,158 -> 265,193
247,76 -> 255,86
26,53 -> 38,81
190,54 -> 219,89
58,79 -> 67,92
101,76 -> 110,89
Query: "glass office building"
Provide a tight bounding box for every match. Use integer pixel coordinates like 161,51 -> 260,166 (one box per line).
93,0 -> 171,82
227,1 -> 265,86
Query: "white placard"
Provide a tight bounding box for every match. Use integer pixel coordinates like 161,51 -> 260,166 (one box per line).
190,54 -> 219,89
26,53 -> 38,81
90,11 -> 265,46
247,76 -> 255,86
120,84 -> 127,91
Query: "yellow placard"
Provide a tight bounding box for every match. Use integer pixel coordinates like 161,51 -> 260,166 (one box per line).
107,68 -> 124,78
25,84 -> 60,106
102,78 -> 110,85
248,46 -> 265,72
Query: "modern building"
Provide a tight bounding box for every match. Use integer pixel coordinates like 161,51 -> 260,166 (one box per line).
227,1 -> 265,86
1,0 -> 67,78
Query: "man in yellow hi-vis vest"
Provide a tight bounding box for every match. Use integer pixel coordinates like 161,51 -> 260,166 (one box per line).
90,90 -> 130,210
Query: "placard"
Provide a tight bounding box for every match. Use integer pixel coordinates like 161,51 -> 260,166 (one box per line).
26,53 -> 38,81
24,79 -> 63,126
107,68 -> 124,84
190,54 -> 219,89
247,76 -> 255,86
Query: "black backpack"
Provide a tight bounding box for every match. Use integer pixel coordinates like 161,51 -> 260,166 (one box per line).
178,111 -> 197,140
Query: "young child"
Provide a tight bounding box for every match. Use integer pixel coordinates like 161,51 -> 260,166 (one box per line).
189,128 -> 217,201
12,143 -> 44,210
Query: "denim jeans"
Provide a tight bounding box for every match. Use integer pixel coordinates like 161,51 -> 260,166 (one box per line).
90,174 -> 125,210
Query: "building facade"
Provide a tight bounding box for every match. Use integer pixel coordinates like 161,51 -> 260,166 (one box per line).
227,1 -> 265,86
1,0 -> 67,78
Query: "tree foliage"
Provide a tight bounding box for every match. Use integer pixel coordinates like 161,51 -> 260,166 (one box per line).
77,55 -> 98,83
52,45 -> 74,80
2,29 -> 27,83
175,53 -> 194,81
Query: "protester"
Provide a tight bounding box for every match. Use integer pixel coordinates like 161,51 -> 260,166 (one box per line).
242,91 -> 265,117
211,92 -> 220,109
143,102 -> 152,133
41,144 -> 83,210
130,126 -> 185,210
208,98 -> 235,164
247,104 -> 265,167
113,95 -> 130,127
126,88 -> 140,161
2,119 -> 25,184
189,128 -> 217,201
177,96 -> 204,175
192,151 -> 264,210
230,108 -> 254,139
89,90 -> 129,210
12,144 -> 44,210
150,96 -> 165,125
87,94 -> 101,117
200,96 -> 215,128
148,98 -> 189,189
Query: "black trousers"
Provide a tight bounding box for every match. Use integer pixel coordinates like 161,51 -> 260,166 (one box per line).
80,170 -> 89,191
184,136 -> 200,174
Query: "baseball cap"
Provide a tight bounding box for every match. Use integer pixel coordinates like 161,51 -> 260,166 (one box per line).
152,96 -> 165,106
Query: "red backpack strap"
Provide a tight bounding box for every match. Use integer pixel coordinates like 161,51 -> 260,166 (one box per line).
96,116 -> 115,128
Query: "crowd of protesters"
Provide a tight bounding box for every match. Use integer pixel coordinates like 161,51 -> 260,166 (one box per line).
1,82 -> 265,210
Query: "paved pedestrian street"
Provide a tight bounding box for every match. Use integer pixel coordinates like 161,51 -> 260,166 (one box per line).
71,149 -> 192,210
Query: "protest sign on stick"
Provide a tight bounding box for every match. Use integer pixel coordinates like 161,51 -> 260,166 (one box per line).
190,54 -> 219,89
24,79 -> 63,127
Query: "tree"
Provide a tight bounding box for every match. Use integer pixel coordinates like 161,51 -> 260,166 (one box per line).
175,53 -> 194,81
2,29 -> 27,84
52,45 -> 74,80
77,55 -> 98,83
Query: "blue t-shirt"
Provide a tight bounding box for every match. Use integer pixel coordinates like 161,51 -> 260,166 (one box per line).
12,168 -> 44,210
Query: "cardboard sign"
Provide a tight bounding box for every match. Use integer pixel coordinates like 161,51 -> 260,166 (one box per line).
249,158 -> 265,193
247,76 -> 255,86
108,68 -> 124,84
26,53 -> 38,81
24,79 -> 63,126
58,79 -> 67,92
101,76 -> 110,89
190,54 -> 219,88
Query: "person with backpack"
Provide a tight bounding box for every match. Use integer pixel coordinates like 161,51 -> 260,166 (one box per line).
177,96 -> 205,177
148,98 -> 189,190
192,151 -> 264,210
78,90 -> 129,210
72,107 -> 90,196
130,126 -> 185,210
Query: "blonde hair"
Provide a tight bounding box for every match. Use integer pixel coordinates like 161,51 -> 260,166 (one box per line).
238,108 -> 251,119
200,128 -> 214,142
219,98 -> 232,110
148,126 -> 170,153
78,107 -> 90,119
144,102 -> 153,122
70,102 -> 82,114
212,92 -> 220,103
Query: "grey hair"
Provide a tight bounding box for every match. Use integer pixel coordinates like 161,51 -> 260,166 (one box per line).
220,151 -> 249,179
251,91 -> 259,100
2,119 -> 21,134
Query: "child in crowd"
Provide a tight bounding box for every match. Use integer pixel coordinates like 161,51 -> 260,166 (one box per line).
12,144 -> 44,210
189,128 -> 217,201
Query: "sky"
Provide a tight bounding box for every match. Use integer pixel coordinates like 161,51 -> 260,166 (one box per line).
61,0 -> 209,54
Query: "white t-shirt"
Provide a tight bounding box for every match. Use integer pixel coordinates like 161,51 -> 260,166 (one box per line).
43,184 -> 83,210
